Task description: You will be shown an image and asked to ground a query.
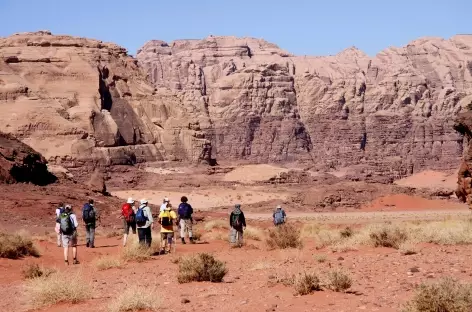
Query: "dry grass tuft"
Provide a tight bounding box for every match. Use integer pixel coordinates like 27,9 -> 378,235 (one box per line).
25,271 -> 91,307
293,272 -> 321,295
326,270 -> 353,292
177,253 -> 227,283
403,277 -> 472,312
315,254 -> 327,263
122,240 -> 159,262
204,220 -> 229,231
368,224 -> 408,249
244,226 -> 264,241
22,264 -> 55,279
94,256 -> 123,271
109,286 -> 159,312
0,232 -> 40,259
399,242 -> 418,256
266,224 -> 303,249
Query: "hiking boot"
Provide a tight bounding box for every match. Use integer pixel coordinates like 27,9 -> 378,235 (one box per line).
181,238 -> 186,244
90,245 -> 95,248
73,259 -> 80,265
64,260 -> 69,265
189,237 -> 196,244
159,249 -> 165,255
86,242 -> 89,248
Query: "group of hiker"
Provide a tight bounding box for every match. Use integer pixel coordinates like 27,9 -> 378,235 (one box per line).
54,196 -> 287,265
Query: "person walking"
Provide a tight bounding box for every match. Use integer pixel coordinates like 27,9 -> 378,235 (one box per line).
82,199 -> 98,248
55,202 -> 65,247
158,202 -> 177,254
177,196 -> 194,244
121,197 -> 137,247
229,204 -> 246,247
160,197 -> 170,213
273,204 -> 286,226
136,199 -> 153,247
59,204 -> 79,265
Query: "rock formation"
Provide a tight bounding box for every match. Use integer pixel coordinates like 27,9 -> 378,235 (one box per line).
454,111 -> 472,206
0,132 -> 56,185
0,31 -> 208,169
138,35 -> 472,177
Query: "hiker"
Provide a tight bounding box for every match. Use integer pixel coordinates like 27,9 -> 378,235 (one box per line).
177,196 -> 194,244
160,197 -> 170,213
136,199 -> 153,247
273,204 -> 286,226
158,202 -> 177,254
59,204 -> 79,265
121,197 -> 137,247
55,202 -> 65,247
229,204 -> 246,247
82,199 -> 99,248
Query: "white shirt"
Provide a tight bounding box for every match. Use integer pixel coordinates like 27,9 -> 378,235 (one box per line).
69,214 -> 79,228
55,208 -> 62,218
160,203 -> 168,213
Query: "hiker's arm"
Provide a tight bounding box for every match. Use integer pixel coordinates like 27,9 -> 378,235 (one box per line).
229,213 -> 233,227
241,213 -> 246,228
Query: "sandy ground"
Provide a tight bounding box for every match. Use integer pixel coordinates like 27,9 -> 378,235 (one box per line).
222,164 -> 289,183
112,187 -> 291,210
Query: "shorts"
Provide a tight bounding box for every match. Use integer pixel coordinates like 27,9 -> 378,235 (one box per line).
123,219 -> 137,235
161,232 -> 174,242
61,232 -> 78,247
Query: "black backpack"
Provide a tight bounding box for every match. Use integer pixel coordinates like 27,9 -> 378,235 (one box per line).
161,210 -> 173,226
82,203 -> 95,223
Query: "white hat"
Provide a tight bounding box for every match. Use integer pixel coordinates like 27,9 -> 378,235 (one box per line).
140,199 -> 148,205
276,204 -> 282,209
164,197 -> 169,202
127,197 -> 134,204
65,204 -> 72,210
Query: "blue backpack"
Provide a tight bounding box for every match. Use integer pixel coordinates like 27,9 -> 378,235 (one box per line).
82,203 -> 95,224
135,206 -> 148,226
178,203 -> 193,219
274,209 -> 285,225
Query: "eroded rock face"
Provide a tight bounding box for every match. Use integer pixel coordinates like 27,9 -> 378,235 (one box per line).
454,112 -> 472,205
138,35 -> 472,177
0,31 -> 207,167
0,132 -> 56,185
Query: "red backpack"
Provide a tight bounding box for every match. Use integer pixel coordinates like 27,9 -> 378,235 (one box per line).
122,203 -> 135,223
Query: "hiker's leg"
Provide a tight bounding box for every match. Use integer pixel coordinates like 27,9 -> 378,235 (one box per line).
230,228 -> 237,244
144,227 -> 151,247
123,219 -> 130,246
167,233 -> 173,252
85,224 -> 90,246
137,228 -> 145,245
57,233 -> 61,247
238,230 -> 244,245
63,246 -> 68,261
180,219 -> 186,239
123,233 -> 128,246
90,225 -> 95,247
187,219 -> 193,239
72,246 -> 77,259
160,233 -> 166,252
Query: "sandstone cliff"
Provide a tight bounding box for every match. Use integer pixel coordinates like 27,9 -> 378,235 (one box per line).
138,35 -> 472,177
0,31 -> 208,168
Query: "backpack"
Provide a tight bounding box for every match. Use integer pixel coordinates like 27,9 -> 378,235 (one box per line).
161,210 -> 173,227
56,207 -> 65,223
274,210 -> 285,225
122,203 -> 135,223
231,212 -> 242,229
135,206 -> 148,226
82,203 -> 95,224
178,203 -> 193,219
60,212 -> 74,234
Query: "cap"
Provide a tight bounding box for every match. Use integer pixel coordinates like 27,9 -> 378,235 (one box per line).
140,199 -> 148,205
127,197 -> 134,204
276,204 -> 282,209
164,197 -> 169,202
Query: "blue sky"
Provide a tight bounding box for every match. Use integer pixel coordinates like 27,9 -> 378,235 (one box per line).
0,0 -> 470,56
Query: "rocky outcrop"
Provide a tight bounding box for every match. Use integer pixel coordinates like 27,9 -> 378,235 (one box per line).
0,31 -> 208,168
138,35 -> 472,177
0,132 -> 56,185
454,111 -> 472,205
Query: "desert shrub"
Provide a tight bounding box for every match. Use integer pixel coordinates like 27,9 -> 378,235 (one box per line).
326,270 -> 352,292
411,220 -> 472,245
177,253 -> 227,283
0,232 -> 40,259
403,277 -> 472,312
109,286 -> 159,312
315,254 -> 327,263
293,272 -> 321,295
368,224 -> 408,249
204,220 -> 229,231
25,271 -> 91,307
266,224 -> 302,249
22,264 -> 55,279
399,242 -> 418,255
122,240 -> 160,262
244,226 -> 264,241
94,256 -> 122,271
340,226 -> 353,238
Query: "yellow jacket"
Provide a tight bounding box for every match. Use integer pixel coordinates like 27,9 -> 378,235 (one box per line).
158,209 -> 177,233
